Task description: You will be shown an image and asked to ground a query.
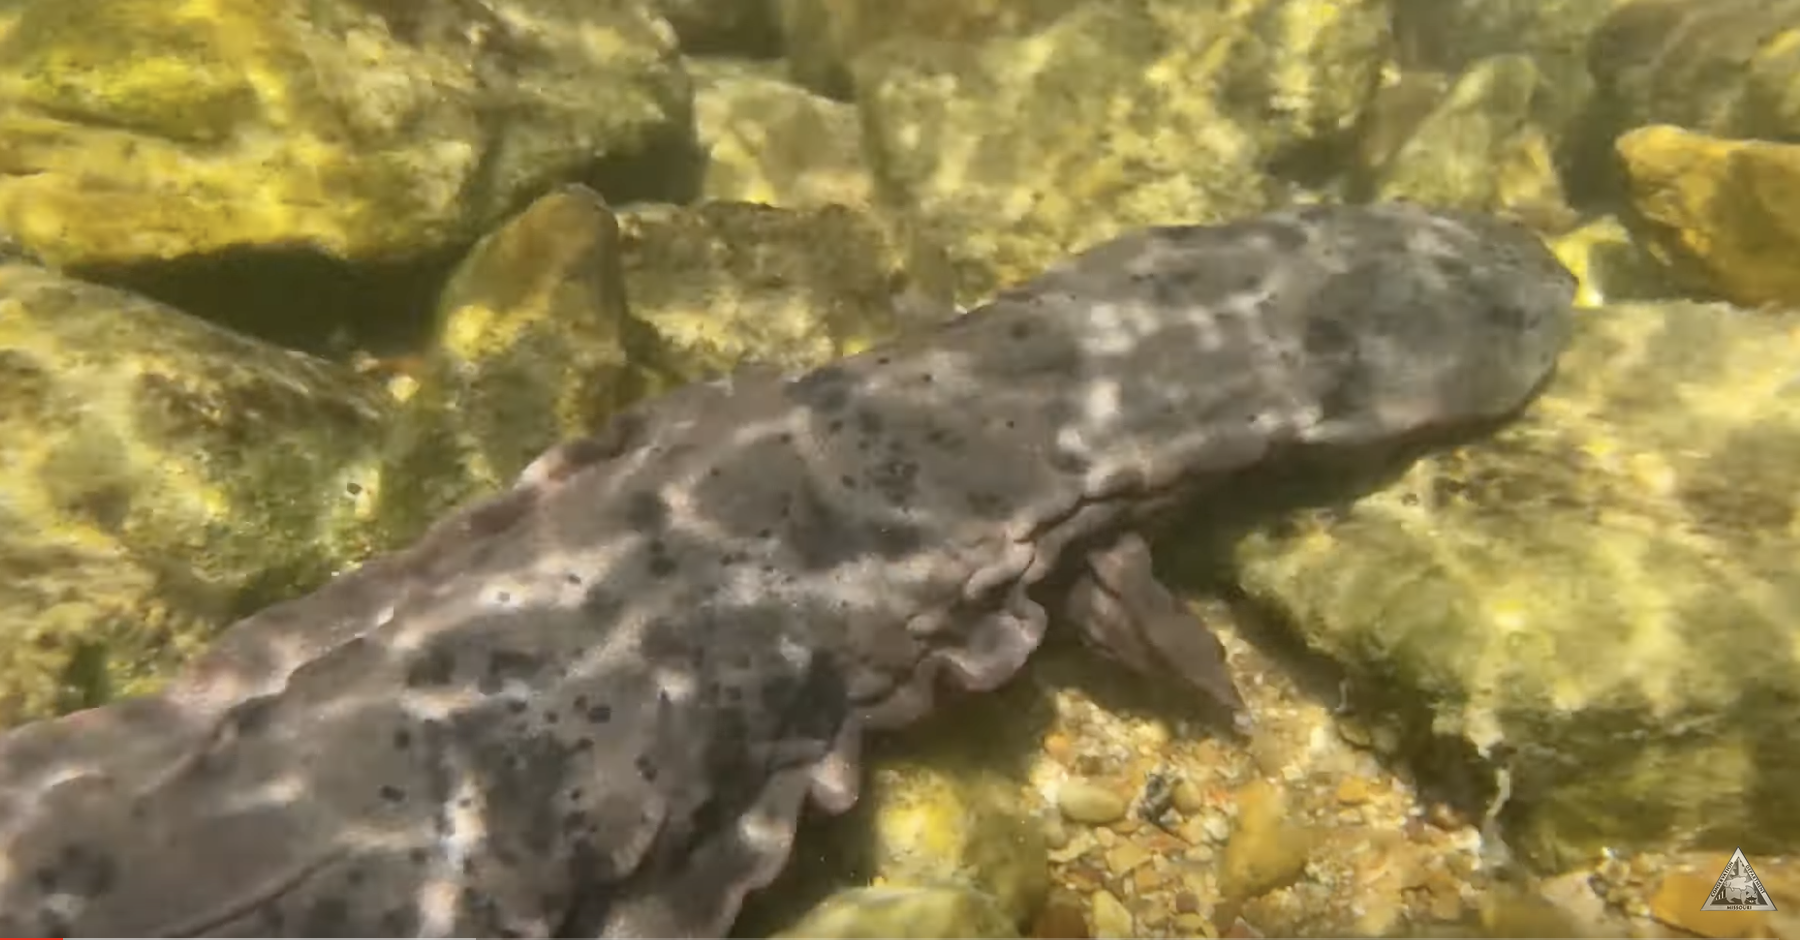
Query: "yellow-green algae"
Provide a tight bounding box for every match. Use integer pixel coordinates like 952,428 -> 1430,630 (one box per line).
854,0 -> 1390,304
0,260 -> 390,724
1229,301 -> 1800,868
376,184 -> 679,549
614,200 -> 949,379
0,0 -> 689,266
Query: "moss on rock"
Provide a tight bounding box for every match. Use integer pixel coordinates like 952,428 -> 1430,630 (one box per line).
1228,301 -> 1800,868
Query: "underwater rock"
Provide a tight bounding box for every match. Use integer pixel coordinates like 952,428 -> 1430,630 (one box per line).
1616,124 -> 1800,308
0,257 -> 389,724
1229,299 -> 1800,868
0,0 -> 690,269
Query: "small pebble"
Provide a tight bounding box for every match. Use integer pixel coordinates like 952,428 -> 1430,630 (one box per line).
1335,777 -> 1376,806
1172,779 -> 1207,815
1203,814 -> 1233,843
1090,888 -> 1134,938
1041,817 -> 1070,850
1174,912 -> 1210,934
1105,842 -> 1151,874
1059,781 -> 1129,825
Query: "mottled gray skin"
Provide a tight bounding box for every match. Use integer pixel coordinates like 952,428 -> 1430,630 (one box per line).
0,203 -> 1575,938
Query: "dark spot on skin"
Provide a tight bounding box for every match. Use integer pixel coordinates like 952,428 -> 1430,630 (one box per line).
786,365 -> 854,413
924,426 -> 962,450
827,418 -> 845,434
582,585 -> 622,618
641,617 -> 703,669
392,728 -> 412,750
410,848 -> 430,865
1317,367 -> 1372,423
624,490 -> 668,531
919,372 -> 934,383
480,649 -> 546,694
345,481 -> 363,495
464,489 -> 535,538
381,908 -> 419,936
459,713 -> 582,859
565,572 -> 582,585
301,897 -> 353,936
840,474 -> 856,489
1047,448 -> 1091,475
556,432 -> 629,473
1485,298 -> 1531,332
543,710 -> 559,725
1248,217 -> 1310,252
379,784 -> 406,803
868,459 -> 919,505
967,490 -> 1006,515
756,652 -> 849,744
506,700 -> 528,714
1008,321 -> 1032,340
587,704 -> 613,724
871,522 -> 924,556
227,696 -> 277,735
1304,314 -> 1356,359
855,408 -> 884,436
495,590 -> 512,604
575,736 -> 594,751
405,646 -> 456,688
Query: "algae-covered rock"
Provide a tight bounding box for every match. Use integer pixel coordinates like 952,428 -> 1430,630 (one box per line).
1374,55 -> 1573,229
1226,300 -> 1800,869
776,0 -> 1086,100
689,58 -> 877,211
615,199 -> 951,380
1615,124 -> 1800,308
0,0 -> 690,269
1588,0 -> 1800,140
774,883 -> 1021,939
769,759 -> 1047,939
652,0 -> 782,57
377,184 -> 677,547
854,0 -> 1389,303
0,259 -> 390,725
1394,0 -> 1627,122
